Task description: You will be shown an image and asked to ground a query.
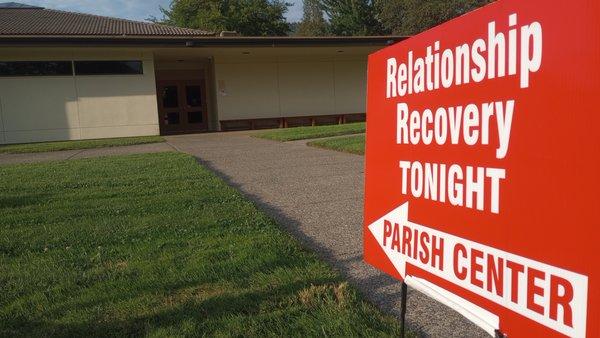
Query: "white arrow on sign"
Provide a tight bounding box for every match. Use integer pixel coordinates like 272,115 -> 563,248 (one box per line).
367,202 -> 410,277
368,201 -> 589,337
367,202 -> 500,337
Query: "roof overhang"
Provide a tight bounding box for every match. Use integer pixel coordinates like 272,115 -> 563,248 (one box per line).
0,35 -> 407,48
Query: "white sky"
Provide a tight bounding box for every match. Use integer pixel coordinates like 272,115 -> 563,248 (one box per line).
20,0 -> 303,23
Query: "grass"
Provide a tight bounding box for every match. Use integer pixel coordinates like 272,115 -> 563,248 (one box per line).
308,135 -> 366,155
0,135 -> 165,154
0,152 -> 403,337
254,122 -> 365,142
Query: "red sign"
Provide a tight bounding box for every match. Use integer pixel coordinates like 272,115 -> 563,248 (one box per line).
364,1 -> 599,337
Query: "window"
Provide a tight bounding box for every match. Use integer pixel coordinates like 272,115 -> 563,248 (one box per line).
186,85 -> 202,107
165,112 -> 180,125
74,61 -> 143,75
0,61 -> 73,77
162,86 -> 179,108
188,111 -> 203,124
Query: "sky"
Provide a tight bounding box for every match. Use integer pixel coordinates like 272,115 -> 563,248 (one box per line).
20,0 -> 304,22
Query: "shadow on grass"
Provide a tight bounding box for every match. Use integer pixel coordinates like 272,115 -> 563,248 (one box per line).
5,279 -> 343,337
0,193 -> 52,209
191,157 -> 425,336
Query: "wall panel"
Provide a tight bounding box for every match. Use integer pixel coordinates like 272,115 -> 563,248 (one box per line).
278,61 -> 336,117
76,61 -> 158,129
214,62 -> 280,120
0,50 -> 159,144
0,77 -> 80,143
214,56 -> 368,125
334,60 -> 368,114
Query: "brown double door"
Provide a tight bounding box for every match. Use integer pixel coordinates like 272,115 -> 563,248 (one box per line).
157,80 -> 208,134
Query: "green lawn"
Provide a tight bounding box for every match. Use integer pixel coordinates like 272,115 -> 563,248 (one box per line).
0,152 -> 402,337
0,135 -> 165,154
308,135 -> 366,155
254,122 -> 365,142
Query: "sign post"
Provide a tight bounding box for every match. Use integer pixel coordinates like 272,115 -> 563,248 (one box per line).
364,1 -> 599,337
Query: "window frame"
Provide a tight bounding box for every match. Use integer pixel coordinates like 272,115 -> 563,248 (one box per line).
73,60 -> 144,76
0,61 -> 74,77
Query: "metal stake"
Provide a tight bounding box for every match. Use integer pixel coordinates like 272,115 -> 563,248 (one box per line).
400,281 -> 408,338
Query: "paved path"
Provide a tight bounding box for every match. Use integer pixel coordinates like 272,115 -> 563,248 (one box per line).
0,142 -> 174,165
166,132 -> 487,337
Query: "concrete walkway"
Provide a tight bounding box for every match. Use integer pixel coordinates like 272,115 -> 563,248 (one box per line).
166,132 -> 487,337
0,142 -> 174,165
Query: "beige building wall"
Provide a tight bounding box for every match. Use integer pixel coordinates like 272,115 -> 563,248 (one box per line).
0,45 -> 378,143
278,61 -> 336,117
213,47 -> 372,123
0,48 -> 159,144
0,77 -> 81,144
333,60 -> 368,114
214,62 -> 280,120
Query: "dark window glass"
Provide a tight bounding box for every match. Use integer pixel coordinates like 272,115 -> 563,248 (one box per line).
162,86 -> 178,108
0,61 -> 73,77
188,111 -> 203,124
186,85 -> 202,107
165,112 -> 180,125
74,61 -> 143,75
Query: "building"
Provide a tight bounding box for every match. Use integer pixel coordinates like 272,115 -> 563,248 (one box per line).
0,2 -> 403,144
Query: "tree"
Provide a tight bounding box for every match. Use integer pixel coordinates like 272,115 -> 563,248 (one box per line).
320,0 -> 385,36
376,0 -> 494,36
159,0 -> 291,36
297,0 -> 329,36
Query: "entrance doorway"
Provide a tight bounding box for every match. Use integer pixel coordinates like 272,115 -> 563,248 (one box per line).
157,80 -> 208,134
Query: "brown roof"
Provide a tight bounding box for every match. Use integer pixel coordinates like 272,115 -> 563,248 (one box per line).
0,5 -> 213,37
